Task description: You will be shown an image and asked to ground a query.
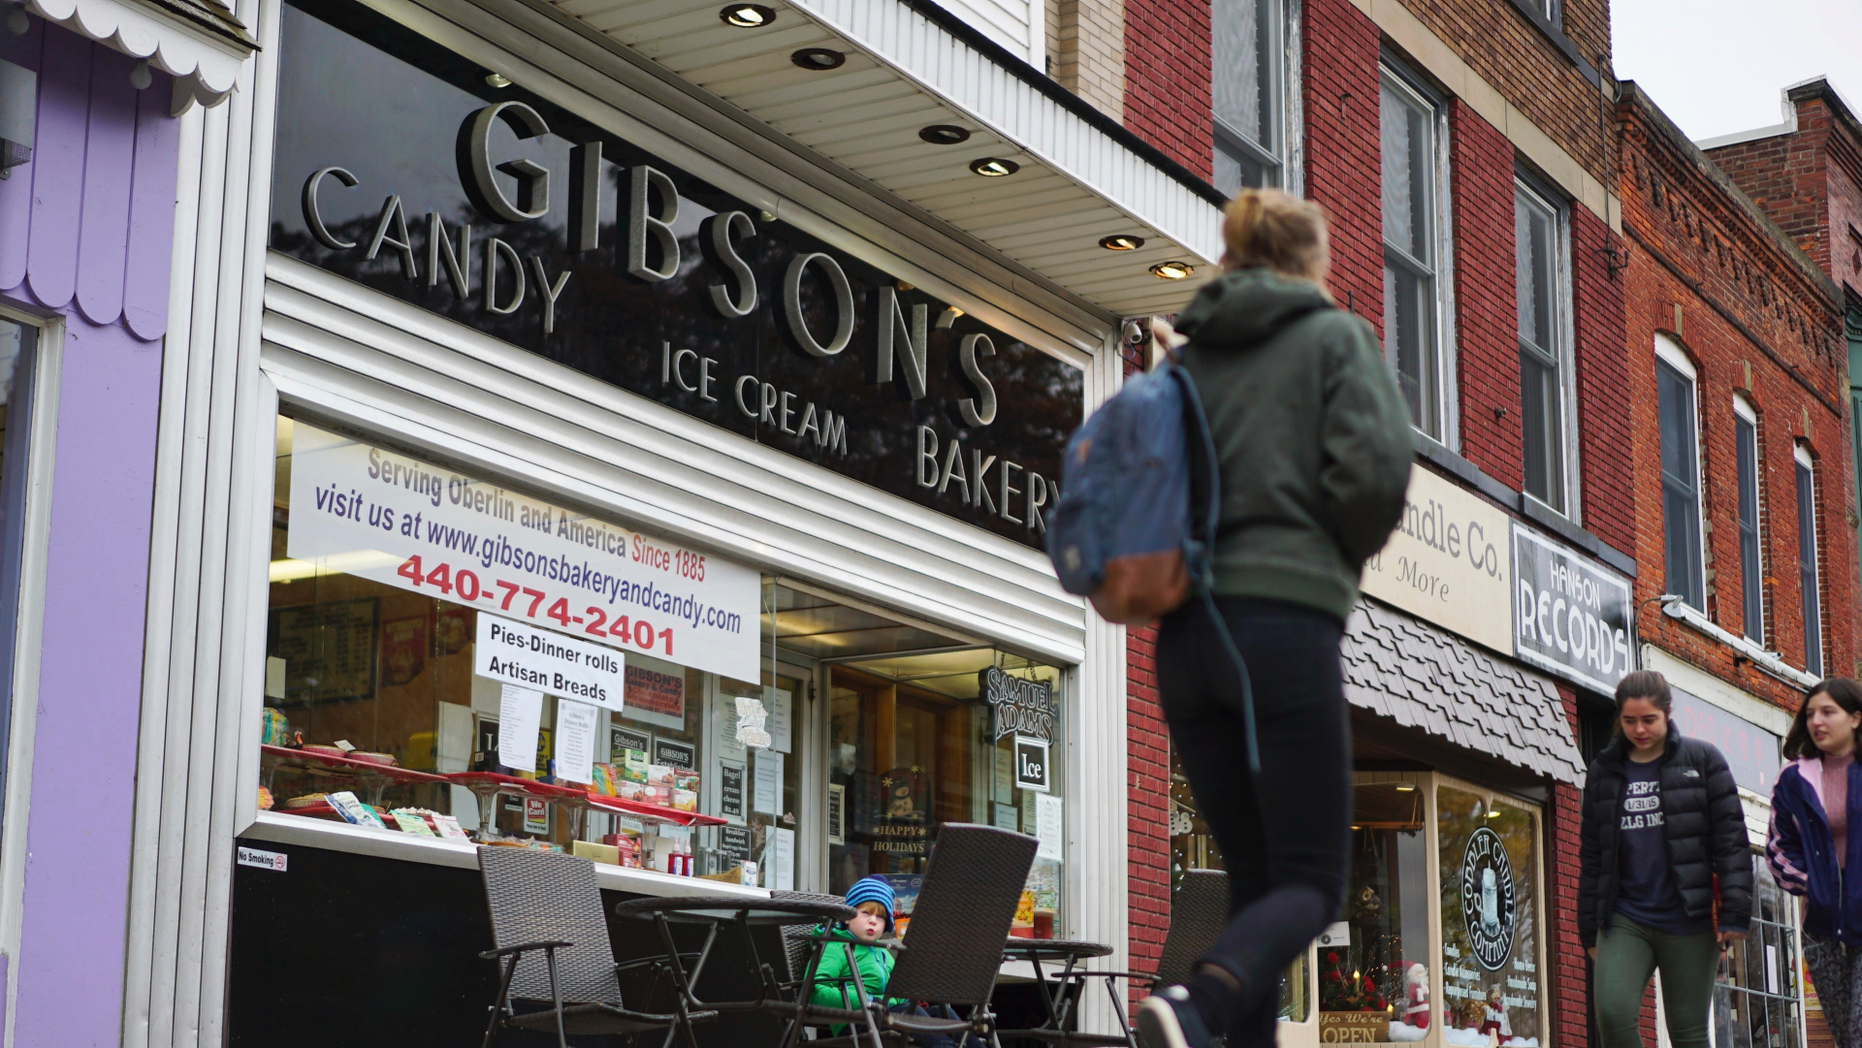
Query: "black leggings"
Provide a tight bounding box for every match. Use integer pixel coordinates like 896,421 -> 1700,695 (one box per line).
1156,597 -> 1352,1048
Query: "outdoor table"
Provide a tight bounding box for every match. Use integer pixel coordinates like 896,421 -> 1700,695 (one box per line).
996,939 -> 1137,1048
613,894 -> 864,1048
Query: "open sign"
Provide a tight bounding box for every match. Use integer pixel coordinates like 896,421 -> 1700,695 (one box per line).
1014,736 -> 1050,793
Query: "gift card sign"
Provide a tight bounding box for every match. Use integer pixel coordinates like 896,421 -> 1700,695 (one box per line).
1013,736 -> 1050,793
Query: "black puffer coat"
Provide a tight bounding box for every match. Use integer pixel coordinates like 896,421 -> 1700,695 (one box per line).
1577,724 -> 1752,946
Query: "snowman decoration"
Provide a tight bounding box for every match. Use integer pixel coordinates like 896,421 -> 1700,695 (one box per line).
1402,963 -> 1430,1031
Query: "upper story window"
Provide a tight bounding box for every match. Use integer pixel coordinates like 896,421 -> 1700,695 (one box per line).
1211,0 -> 1284,193
1380,64 -> 1450,440
1732,396 -> 1764,645
1655,336 -> 1704,610
1515,178 -> 1571,514
1795,444 -> 1822,676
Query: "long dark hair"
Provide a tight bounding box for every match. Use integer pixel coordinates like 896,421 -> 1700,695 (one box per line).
1783,678 -> 1862,759
1612,671 -> 1673,736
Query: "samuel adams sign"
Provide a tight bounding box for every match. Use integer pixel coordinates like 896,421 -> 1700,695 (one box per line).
268,0 -> 1083,548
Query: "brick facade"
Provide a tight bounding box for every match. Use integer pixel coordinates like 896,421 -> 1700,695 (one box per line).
1119,0 -> 1210,176
1301,0 -> 1383,330
1618,81 -> 1851,701
1450,100 -> 1525,490
1126,623 -> 1169,997
1572,204 -> 1635,553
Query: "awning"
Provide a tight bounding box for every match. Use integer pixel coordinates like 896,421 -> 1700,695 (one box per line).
18,0 -> 255,110
1343,599 -> 1587,786
542,0 -> 1225,318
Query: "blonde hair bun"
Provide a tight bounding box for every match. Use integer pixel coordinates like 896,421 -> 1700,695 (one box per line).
1221,189 -> 1331,283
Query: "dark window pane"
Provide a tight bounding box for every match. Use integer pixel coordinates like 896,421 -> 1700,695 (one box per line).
1656,360 -> 1702,606
1798,460 -> 1821,675
1736,415 -> 1762,643
1520,351 -> 1561,510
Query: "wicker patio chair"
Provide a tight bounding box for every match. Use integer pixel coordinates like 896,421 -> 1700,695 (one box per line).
1152,869 -> 1229,988
770,889 -> 873,1043
813,823 -> 1040,1048
476,846 -> 715,1048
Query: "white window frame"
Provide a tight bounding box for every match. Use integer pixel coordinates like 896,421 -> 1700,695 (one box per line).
1209,0 -> 1302,194
1514,175 -> 1577,520
1379,58 -> 1458,448
1732,395 -> 1764,645
1794,443 -> 1822,677
1655,335 -> 1706,611
0,307 -> 62,1048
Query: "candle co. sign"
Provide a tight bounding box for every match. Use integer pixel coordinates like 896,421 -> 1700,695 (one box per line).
268,0 -> 1082,548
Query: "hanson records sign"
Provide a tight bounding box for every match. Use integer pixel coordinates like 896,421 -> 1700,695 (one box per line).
1510,527 -> 1633,694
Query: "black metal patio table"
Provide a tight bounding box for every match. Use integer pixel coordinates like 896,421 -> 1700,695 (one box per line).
613,894 -> 869,1048
996,939 -> 1139,1048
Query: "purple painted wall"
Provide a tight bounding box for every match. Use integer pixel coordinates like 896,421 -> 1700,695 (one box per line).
0,20 -> 180,1048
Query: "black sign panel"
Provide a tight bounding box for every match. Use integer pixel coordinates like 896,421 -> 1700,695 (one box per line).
979,667 -> 1058,741
719,760 -> 746,822
268,0 -> 1083,548
1510,526 -> 1633,694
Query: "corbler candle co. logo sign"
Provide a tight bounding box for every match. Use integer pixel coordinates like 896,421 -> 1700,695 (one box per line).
1460,826 -> 1517,971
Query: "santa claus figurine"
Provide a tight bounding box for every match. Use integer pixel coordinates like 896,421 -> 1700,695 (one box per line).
1478,985 -> 1510,1042
1402,964 -> 1430,1031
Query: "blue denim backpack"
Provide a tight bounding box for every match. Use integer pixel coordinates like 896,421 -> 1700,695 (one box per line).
1046,360 -> 1259,773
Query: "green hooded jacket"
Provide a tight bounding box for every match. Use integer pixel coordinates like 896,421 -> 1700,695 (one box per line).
807,926 -> 903,1021
1172,268 -> 1414,622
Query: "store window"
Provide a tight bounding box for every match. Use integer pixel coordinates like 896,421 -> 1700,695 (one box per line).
1436,785 -> 1542,1047
1381,64 -> 1448,440
1515,180 -> 1569,514
1716,860 -> 1803,1048
1734,397 -> 1764,644
0,317 -> 35,816
261,416 -> 1068,911
1323,779 -> 1431,1042
1211,0 -> 1285,193
1656,336 -> 1705,610
1795,444 -> 1821,676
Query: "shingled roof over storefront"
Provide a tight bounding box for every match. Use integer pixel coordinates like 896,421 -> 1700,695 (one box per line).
1342,599 -> 1587,786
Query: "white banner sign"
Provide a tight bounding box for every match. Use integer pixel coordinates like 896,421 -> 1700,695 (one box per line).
285,422 -> 761,680
1361,467 -> 1514,655
476,613 -> 625,711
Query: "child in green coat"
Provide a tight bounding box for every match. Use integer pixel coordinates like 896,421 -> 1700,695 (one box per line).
809,877 -> 979,1048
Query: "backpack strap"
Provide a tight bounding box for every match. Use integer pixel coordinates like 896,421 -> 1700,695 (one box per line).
1165,364 -> 1261,778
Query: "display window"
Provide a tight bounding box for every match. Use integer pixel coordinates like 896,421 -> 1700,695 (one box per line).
1170,767 -> 1548,1048
260,414 -> 1069,913
1712,858 -> 1803,1048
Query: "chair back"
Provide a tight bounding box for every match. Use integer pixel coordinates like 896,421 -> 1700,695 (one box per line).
771,890 -> 850,984
478,846 -> 622,1005
887,823 -> 1038,1007
1154,869 -> 1229,987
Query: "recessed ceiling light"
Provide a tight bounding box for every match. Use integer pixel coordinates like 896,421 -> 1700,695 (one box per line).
720,3 -> 775,26
1150,260 -> 1195,280
791,47 -> 845,70
485,72 -> 512,88
919,125 -> 971,145
1099,234 -> 1145,251
969,157 -> 1018,178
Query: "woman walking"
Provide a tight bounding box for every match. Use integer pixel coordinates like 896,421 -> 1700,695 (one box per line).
1769,678 -> 1862,1048
1579,670 -> 1752,1048
1135,189 -> 1413,1048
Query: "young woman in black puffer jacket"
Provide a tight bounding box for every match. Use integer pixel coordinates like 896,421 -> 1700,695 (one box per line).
1578,671 -> 1752,1048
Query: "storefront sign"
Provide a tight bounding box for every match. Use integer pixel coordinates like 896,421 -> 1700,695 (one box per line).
1670,687 -> 1783,794
268,4 -> 1080,549
1361,468 -> 1513,654
609,725 -> 650,759
625,665 -> 685,722
1459,827 -> 1517,971
717,825 -> 752,871
475,613 -> 625,711
1510,526 -> 1633,694
653,738 -> 695,770
286,421 -> 760,681
1014,737 -> 1050,792
980,668 -> 1058,742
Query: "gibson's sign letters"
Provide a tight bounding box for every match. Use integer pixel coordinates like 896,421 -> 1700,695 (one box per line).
269,0 -> 1083,548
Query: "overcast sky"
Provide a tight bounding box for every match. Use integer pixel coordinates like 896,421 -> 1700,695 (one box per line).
1612,0 -> 1862,143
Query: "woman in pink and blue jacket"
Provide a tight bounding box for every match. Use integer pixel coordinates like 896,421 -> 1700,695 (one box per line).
1769,677 -> 1862,1048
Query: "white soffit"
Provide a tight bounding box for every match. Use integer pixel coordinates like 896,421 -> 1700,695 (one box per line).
542,0 -> 1224,316
22,0 -> 255,110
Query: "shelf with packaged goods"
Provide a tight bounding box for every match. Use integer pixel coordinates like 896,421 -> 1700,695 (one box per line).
259,743 -> 451,808
582,791 -> 728,828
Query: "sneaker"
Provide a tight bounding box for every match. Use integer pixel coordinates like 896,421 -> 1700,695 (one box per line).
1138,986 -> 1215,1048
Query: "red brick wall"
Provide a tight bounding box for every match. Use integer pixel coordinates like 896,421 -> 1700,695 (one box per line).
1620,96 -> 1852,704
1551,685 -> 1587,1048
1449,100 -> 1524,490
1127,624 -> 1169,995
1121,0 -> 1211,177
1572,205 -> 1634,553
1303,0 -> 1384,330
